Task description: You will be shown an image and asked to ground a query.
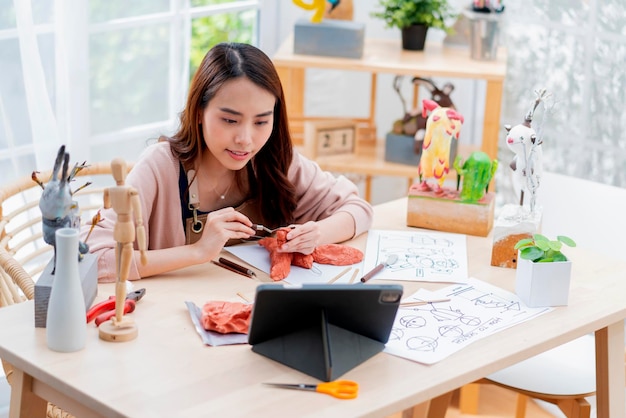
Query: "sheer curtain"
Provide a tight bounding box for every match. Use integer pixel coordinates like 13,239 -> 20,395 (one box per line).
0,0 -> 266,185
13,0 -> 62,170
0,0 -> 189,182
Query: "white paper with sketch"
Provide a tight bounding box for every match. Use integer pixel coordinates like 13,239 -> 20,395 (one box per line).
363,229 -> 469,283
225,244 -> 363,285
384,277 -> 553,365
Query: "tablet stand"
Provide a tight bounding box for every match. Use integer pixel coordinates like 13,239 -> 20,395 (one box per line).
251,310 -> 385,381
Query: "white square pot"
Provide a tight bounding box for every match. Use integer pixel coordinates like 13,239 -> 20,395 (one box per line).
515,257 -> 572,307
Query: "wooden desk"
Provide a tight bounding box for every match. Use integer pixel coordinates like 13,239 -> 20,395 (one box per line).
1,199 -> 625,418
274,36 -> 506,201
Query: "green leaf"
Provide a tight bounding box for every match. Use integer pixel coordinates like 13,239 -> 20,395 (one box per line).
553,253 -> 568,262
547,240 -> 563,252
558,235 -> 577,247
520,247 -> 543,261
535,238 -> 551,251
514,238 -> 533,249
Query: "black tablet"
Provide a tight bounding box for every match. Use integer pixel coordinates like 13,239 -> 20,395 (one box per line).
248,283 -> 403,381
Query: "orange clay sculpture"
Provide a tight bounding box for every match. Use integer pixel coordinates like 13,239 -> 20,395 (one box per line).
259,228 -> 363,281
98,158 -> 147,342
201,301 -> 252,334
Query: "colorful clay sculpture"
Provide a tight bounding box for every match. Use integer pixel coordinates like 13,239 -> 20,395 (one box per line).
453,151 -> 498,202
258,228 -> 363,281
293,0 -> 341,23
417,99 -> 464,192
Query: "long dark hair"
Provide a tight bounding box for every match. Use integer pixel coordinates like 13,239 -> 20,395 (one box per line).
169,42 -> 296,226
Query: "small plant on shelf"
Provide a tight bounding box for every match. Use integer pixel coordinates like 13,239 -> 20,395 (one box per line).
514,234 -> 576,263
371,0 -> 456,32
371,0 -> 457,51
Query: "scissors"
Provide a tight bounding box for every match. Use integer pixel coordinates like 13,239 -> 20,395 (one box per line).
263,380 -> 358,399
86,288 -> 146,326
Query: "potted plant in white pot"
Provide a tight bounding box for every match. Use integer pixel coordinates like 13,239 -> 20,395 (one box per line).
371,0 -> 457,51
514,234 -> 577,308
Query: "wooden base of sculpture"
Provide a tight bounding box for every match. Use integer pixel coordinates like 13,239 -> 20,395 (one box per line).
406,187 -> 495,237
34,253 -> 98,328
490,204 -> 543,269
99,318 -> 138,342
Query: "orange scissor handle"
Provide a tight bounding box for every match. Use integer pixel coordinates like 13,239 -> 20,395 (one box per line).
316,380 -> 359,399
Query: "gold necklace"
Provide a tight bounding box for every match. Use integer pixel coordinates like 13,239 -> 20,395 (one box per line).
210,170 -> 234,200
214,180 -> 232,200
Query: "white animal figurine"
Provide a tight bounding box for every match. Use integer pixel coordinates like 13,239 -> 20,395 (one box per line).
505,89 -> 549,212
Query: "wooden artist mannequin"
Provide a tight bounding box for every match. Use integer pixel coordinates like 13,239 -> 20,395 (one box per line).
99,158 -> 147,342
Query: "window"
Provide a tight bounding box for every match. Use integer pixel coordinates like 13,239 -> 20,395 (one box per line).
0,0 -> 269,183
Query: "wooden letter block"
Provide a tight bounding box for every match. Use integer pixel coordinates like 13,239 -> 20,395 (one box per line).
406,189 -> 495,237
490,204 -> 543,269
34,253 -> 98,328
294,18 -> 365,59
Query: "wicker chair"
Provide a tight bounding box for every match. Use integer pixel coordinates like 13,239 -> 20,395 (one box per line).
0,161 -> 123,418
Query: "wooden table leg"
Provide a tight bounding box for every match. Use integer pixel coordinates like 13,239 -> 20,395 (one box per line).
399,391 -> 452,418
10,368 -> 47,418
595,321 -> 625,418
427,390 -> 454,418
401,401 -> 429,418
459,383 -> 480,414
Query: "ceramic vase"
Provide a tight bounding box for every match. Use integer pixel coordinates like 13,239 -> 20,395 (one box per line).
46,228 -> 86,352
515,256 -> 572,308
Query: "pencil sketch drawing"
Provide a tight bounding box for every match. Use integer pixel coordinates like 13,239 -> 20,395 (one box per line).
384,278 -> 552,364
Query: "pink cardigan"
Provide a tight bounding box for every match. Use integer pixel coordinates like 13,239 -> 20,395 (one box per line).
82,141 -> 373,282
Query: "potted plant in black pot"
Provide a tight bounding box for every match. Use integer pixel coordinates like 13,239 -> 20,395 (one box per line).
371,0 -> 457,51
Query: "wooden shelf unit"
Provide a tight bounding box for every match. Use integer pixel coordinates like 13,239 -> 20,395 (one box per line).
273,35 -> 507,201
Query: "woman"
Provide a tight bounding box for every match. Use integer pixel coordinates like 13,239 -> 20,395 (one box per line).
83,42 -> 372,282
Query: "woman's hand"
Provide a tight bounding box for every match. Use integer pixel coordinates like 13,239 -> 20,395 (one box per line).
193,207 -> 255,260
277,221 -> 321,255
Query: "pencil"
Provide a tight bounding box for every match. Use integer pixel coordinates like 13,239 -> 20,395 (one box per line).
236,292 -> 252,303
211,260 -> 253,278
327,267 -> 351,284
399,298 -> 451,307
348,268 -> 359,284
218,257 -> 256,277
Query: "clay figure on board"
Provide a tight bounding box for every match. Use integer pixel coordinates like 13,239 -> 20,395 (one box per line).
453,151 -> 498,202
416,100 -> 464,193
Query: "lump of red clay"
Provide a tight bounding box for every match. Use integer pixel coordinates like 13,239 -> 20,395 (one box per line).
258,228 -> 364,281
313,244 -> 364,265
201,301 -> 252,334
